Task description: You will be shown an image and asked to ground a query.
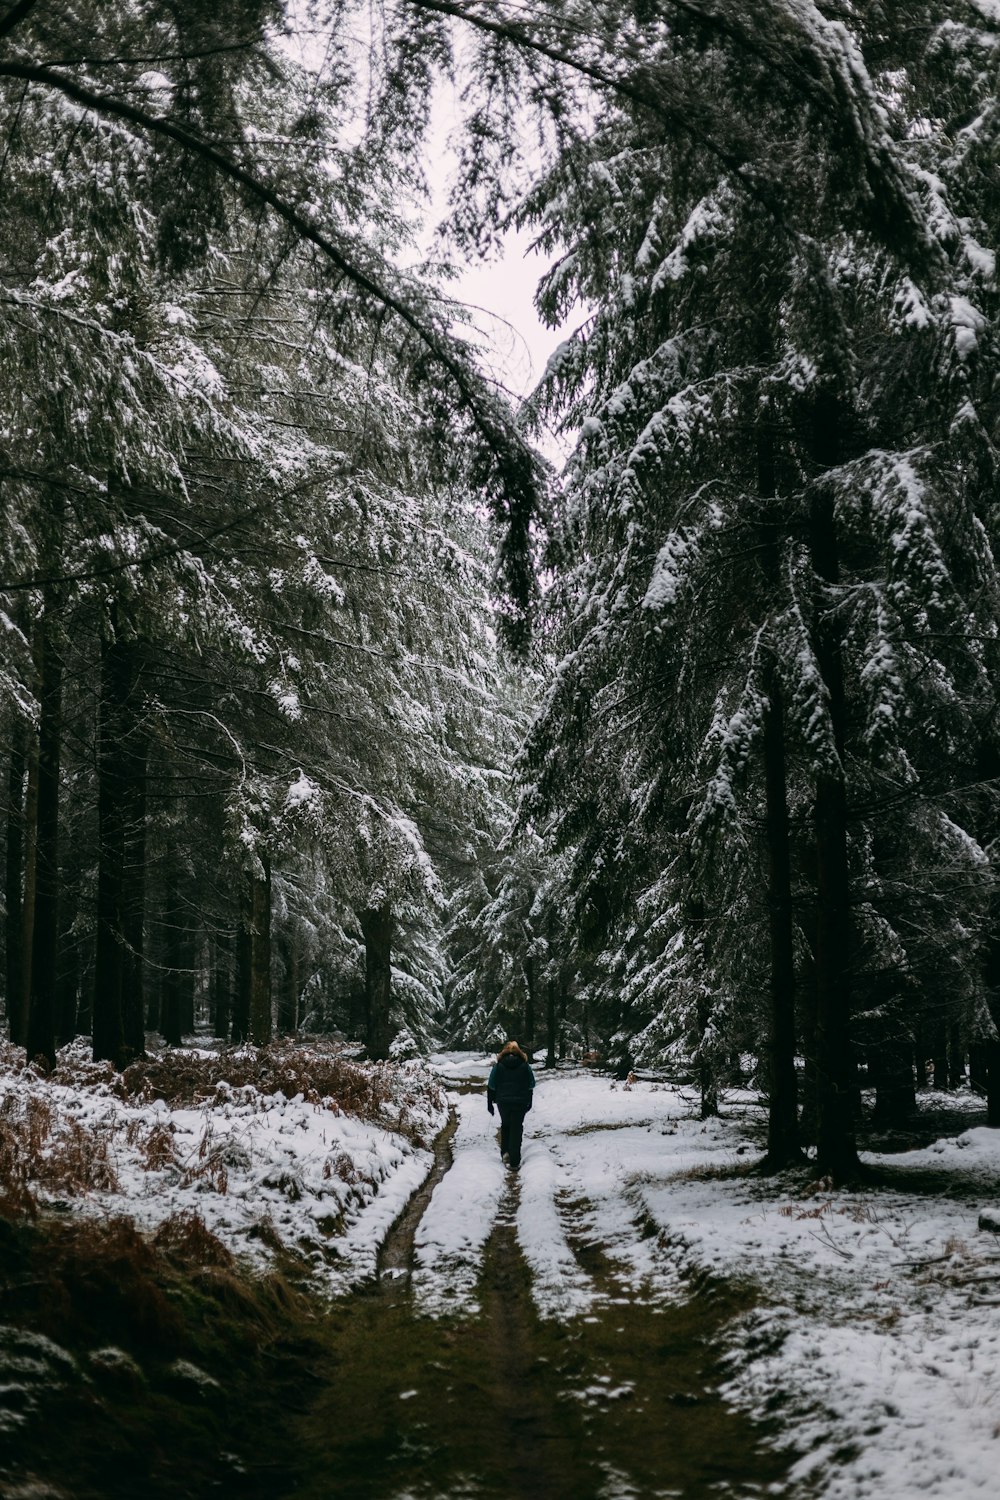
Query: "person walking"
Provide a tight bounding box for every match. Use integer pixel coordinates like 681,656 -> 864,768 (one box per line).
487,1040 -> 535,1169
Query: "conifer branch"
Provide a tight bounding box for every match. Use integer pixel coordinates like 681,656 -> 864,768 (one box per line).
0,58 -> 544,622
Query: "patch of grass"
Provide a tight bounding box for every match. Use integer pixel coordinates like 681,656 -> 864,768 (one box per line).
670,1158 -> 761,1183
862,1161 -> 990,1199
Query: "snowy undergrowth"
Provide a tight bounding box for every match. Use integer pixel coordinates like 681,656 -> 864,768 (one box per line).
0,1037 -> 447,1292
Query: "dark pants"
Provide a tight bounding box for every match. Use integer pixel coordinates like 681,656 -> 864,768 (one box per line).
498,1104 -> 528,1168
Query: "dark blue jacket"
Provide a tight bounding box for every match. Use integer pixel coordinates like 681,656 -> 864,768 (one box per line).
487,1053 -> 535,1110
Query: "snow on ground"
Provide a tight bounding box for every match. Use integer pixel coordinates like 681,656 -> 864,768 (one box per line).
515,1137 -> 595,1317
0,1039 -> 448,1294
422,1062 -> 1000,1498
664,1122 -> 1000,1500
412,1090 -> 504,1316
4,1040 -> 1000,1497
415,1068 -> 722,1318
425,1051 -> 494,1085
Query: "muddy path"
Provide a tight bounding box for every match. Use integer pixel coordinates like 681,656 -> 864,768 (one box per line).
377,1107 -> 459,1287
288,1106 -> 794,1500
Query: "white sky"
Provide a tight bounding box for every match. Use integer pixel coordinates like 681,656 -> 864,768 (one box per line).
281,11 -> 572,441
421,88 -> 573,462
420,83 -> 565,405
446,222 -> 557,400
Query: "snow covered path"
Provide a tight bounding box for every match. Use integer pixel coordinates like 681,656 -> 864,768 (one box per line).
413,1064 -> 690,1321
412,1090 -> 506,1316
408,1059 -> 1000,1500
5,1047 -> 1000,1498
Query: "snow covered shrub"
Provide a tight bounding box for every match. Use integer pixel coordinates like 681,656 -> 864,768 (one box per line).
388,1028 -> 421,1062
0,1091 -> 119,1201
0,1112 -> 36,1217
114,1040 -> 440,1131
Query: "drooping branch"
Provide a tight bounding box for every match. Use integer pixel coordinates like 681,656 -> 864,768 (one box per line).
0,476 -> 318,593
0,58 -> 544,623
402,0 -> 941,278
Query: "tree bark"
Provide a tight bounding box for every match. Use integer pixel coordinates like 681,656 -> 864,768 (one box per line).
277,931 -> 298,1035
871,1011 -> 916,1130
93,627 -> 129,1065
360,902 -> 393,1060
684,892 -> 718,1118
55,862 -> 80,1046
545,974 -> 557,1069
249,852 -> 272,1045
5,726 -> 25,1043
696,990 -> 719,1119
179,915 -> 196,1038
232,875 -> 252,1045
522,950 -> 537,1057
25,585 -> 62,1070
808,420 -> 859,1180
213,930 -> 232,1042
762,671 -> 802,1166
16,741 -> 39,1048
969,1043 -> 989,1098
160,869 -> 183,1047
987,1037 -> 1000,1128
928,1019 -> 949,1090
121,718 -> 148,1060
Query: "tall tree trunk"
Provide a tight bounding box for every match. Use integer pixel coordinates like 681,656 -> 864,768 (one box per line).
928,1019 -> 949,1090
871,996 -> 916,1129
360,902 -> 393,1060
813,767 -> 856,1176
213,930 -> 232,1042
798,935 -> 818,1144
55,860 -> 80,1045
93,627 -> 129,1065
696,991 -> 719,1118
756,399 -> 801,1166
987,1034 -> 1000,1128
808,409 -> 859,1181
26,585 -> 63,1070
763,671 -> 802,1166
969,1042 -> 989,1098
545,974 -> 557,1069
160,869 -> 183,1047
522,950 -> 537,1057
684,893 -> 718,1118
16,744 -> 39,1048
277,931 -> 298,1035
179,914 -> 196,1038
121,719 -> 148,1059
249,853 -> 271,1045
75,943 -> 94,1041
233,874 -> 252,1045
5,726 -> 25,1043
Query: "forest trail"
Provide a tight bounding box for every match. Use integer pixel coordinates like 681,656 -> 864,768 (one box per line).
293,1072 -> 792,1500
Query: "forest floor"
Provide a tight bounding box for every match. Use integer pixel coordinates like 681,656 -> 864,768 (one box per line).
1,1044 -> 999,1498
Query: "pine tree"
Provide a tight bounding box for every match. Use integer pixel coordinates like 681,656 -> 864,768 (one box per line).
510,0 -> 1000,1176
